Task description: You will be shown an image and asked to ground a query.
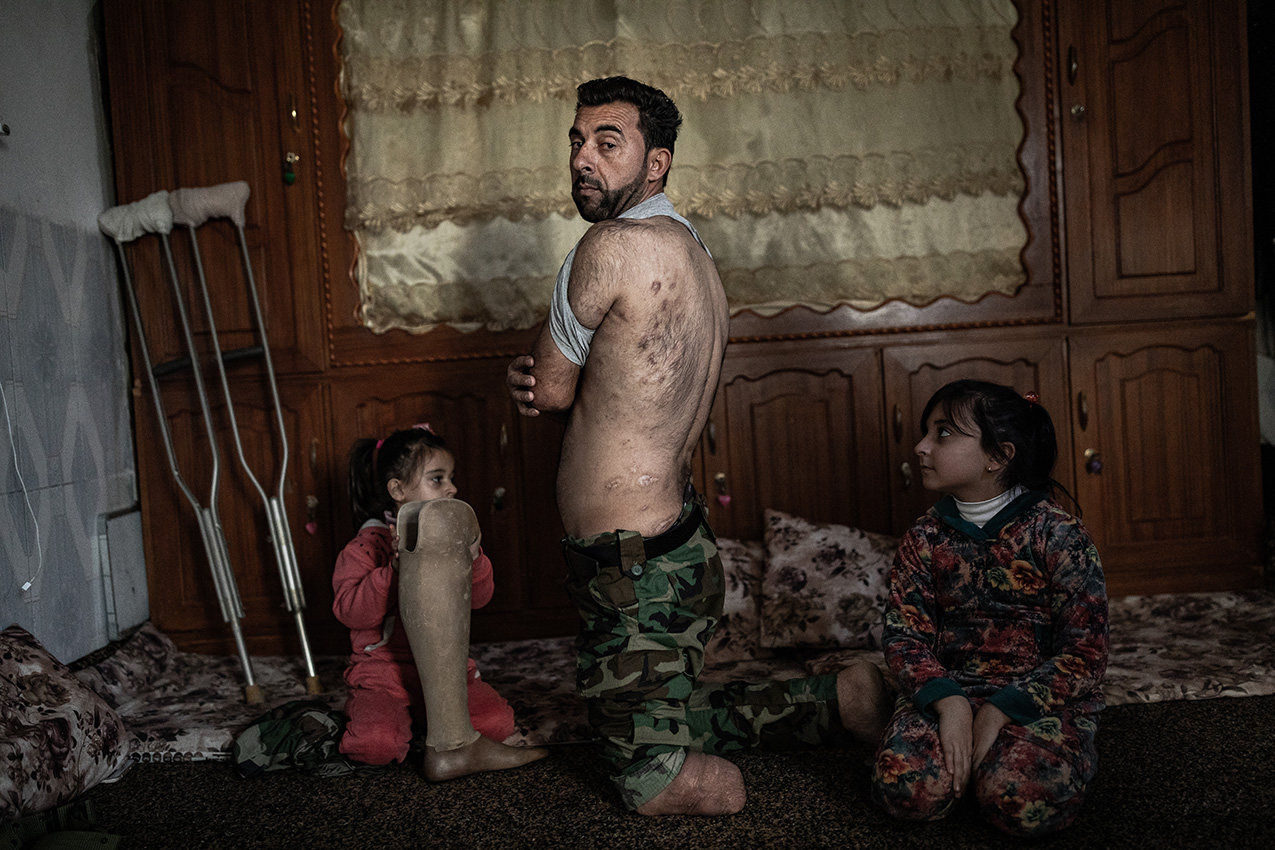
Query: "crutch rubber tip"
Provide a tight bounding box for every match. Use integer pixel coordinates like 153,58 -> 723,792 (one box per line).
244,683 -> 265,705
306,675 -> 323,695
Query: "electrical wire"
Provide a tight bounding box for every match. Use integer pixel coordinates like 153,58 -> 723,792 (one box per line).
0,379 -> 43,591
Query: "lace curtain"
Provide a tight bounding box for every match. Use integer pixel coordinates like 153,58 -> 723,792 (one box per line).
339,0 -> 1026,334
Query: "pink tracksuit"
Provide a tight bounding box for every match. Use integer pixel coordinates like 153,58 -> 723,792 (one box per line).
332,519 -> 515,765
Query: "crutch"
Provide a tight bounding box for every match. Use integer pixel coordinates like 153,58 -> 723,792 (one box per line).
168,182 -> 321,695
98,191 -> 262,705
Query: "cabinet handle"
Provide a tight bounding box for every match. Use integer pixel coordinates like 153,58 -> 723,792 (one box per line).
499,422 -> 508,463
892,404 -> 903,443
707,421 -> 717,455
1077,391 -> 1089,431
1084,448 -> 1103,475
283,151 -> 299,186
900,461 -> 913,492
304,495 -> 319,536
1067,45 -> 1078,85
309,437 -> 319,475
713,471 -> 731,507
287,94 -> 300,132
1070,104 -> 1086,121
492,486 -> 507,512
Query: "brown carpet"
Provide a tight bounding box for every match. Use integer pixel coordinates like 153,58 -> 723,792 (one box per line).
84,694 -> 1275,850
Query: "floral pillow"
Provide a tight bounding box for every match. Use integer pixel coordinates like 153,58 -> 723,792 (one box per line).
704,538 -> 767,663
0,625 -> 132,819
760,510 -> 897,650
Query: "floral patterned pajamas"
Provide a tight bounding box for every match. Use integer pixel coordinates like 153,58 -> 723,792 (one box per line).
871,491 -> 1108,837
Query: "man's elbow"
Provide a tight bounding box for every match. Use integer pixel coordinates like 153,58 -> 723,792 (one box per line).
530,386 -> 574,414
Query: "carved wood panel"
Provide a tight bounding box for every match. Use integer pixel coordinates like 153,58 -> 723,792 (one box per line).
103,0 -> 327,375
698,343 -> 887,542
1059,0 -> 1252,323
1069,322 -> 1263,593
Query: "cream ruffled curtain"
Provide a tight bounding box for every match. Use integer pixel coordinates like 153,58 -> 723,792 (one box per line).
339,0 -> 1026,334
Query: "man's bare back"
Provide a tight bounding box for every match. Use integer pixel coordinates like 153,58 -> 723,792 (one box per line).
546,214 -> 728,538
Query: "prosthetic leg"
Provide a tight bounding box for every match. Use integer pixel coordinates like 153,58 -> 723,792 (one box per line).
396,498 -> 549,781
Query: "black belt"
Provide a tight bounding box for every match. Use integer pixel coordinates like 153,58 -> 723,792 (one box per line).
564,502 -> 706,574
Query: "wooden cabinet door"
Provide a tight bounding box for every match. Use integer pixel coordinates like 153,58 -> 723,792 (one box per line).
1058,0 -> 1252,324
326,361 -> 572,643
1069,321 -> 1264,594
103,0 -> 327,374
136,375 -> 334,655
881,331 -> 1071,536
696,342 -> 887,542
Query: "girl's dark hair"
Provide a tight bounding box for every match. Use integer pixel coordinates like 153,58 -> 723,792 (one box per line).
576,76 -> 683,158
920,379 -> 1080,514
347,426 -> 450,529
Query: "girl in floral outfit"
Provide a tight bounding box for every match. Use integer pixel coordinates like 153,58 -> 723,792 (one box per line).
871,380 -> 1108,837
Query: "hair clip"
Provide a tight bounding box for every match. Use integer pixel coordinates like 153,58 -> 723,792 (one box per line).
375,438 -> 385,449
1023,391 -> 1040,405
413,422 -> 434,434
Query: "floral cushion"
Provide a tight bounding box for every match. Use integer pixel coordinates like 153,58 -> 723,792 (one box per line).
703,538 -> 767,663
760,510 -> 897,650
73,621 -> 175,710
0,625 -> 132,819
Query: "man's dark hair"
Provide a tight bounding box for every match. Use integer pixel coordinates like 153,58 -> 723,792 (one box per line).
576,76 -> 682,157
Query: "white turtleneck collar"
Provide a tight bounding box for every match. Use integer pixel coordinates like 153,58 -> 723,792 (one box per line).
953,484 -> 1027,527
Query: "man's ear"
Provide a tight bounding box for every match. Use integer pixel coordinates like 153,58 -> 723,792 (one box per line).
646,147 -> 671,184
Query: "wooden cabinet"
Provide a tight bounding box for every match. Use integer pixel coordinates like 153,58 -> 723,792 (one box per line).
132,374 -> 340,655
103,0 -> 328,376
1057,0 -> 1253,324
1069,321 -> 1263,593
103,0 -> 1264,654
695,341 -> 887,542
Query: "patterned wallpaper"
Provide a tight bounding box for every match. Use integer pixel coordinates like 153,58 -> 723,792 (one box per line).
0,205 -> 140,663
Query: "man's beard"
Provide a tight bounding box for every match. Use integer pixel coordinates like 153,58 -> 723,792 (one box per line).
572,166 -> 648,223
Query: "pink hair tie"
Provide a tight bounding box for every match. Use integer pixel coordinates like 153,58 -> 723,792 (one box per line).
375,438 -> 385,449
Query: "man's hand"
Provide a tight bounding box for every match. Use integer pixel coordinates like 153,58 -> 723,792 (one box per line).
971,702 -> 1010,771
506,355 -> 538,416
934,694 -> 973,797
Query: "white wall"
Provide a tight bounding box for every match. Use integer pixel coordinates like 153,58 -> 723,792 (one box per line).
0,0 -> 143,662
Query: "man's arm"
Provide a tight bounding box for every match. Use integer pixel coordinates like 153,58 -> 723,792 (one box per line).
505,222 -> 624,416
529,322 -> 583,414
505,321 -> 584,417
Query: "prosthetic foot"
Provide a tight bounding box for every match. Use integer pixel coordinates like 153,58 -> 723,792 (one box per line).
396,498 -> 548,782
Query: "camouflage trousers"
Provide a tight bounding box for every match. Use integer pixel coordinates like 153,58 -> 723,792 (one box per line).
563,510 -> 847,810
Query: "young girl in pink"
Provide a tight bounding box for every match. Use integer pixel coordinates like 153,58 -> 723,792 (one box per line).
333,425 -> 527,771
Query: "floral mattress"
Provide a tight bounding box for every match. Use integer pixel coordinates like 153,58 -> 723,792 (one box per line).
66,511 -> 1275,764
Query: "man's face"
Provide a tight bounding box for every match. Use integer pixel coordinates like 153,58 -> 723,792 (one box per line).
569,101 -> 652,222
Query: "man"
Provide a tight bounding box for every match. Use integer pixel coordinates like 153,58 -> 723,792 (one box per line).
506,76 -> 889,816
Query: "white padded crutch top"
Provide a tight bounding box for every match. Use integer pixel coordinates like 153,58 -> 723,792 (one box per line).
97,190 -> 173,242
169,181 -> 250,229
